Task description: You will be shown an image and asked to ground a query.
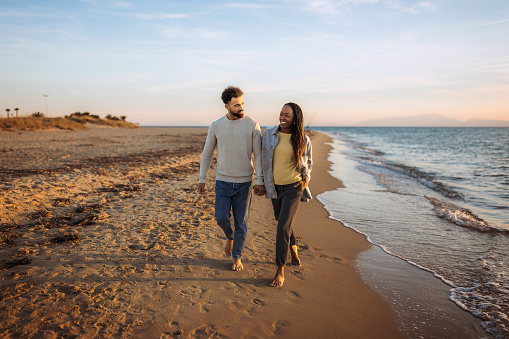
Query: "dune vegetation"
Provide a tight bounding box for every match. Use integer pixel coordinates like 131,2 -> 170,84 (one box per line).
1,112 -> 139,131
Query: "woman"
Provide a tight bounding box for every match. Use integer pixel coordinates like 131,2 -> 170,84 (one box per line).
261,102 -> 312,287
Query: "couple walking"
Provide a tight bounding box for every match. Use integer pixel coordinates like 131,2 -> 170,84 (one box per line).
198,86 -> 312,287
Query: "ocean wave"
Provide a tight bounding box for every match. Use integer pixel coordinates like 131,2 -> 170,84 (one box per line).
359,158 -> 462,199
426,197 -> 507,234
315,194 -> 458,288
450,284 -> 509,339
319,193 -> 509,339
353,144 -> 385,156
334,135 -> 385,155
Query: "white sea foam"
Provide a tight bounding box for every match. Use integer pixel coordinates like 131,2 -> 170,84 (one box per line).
426,197 -> 491,232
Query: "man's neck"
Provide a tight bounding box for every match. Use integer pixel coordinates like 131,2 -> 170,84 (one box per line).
227,112 -> 243,120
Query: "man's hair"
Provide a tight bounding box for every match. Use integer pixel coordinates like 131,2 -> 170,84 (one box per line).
221,86 -> 244,104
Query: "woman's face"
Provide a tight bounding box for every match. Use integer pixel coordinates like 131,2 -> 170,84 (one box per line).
279,105 -> 294,129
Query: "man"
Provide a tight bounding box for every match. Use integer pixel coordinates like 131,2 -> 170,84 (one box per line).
198,86 -> 265,271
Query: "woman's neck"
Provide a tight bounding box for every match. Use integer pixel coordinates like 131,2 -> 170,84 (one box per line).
278,125 -> 292,134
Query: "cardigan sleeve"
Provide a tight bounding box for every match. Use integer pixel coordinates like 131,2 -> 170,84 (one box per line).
252,122 -> 264,185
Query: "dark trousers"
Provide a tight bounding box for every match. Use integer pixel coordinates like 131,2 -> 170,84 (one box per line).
271,183 -> 303,267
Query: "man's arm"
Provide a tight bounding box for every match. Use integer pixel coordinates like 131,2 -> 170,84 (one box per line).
198,125 -> 217,194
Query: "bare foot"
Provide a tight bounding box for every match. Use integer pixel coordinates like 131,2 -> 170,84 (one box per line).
225,239 -> 233,258
290,245 -> 301,266
270,266 -> 285,287
232,259 -> 243,271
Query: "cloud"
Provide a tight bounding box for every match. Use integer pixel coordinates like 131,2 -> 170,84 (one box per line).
305,0 -> 340,14
472,83 -> 509,94
161,26 -> 227,40
130,13 -> 189,20
292,0 -> 436,14
474,18 -> 509,27
402,1 -> 436,14
112,1 -> 133,8
0,10 -> 51,18
309,74 -> 442,93
145,78 -> 229,92
220,3 -> 272,9
79,0 -> 133,9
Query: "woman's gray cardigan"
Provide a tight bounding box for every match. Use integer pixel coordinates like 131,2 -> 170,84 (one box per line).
261,125 -> 313,201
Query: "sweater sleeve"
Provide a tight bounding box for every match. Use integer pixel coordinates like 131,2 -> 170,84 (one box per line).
252,122 -> 264,185
198,124 -> 217,183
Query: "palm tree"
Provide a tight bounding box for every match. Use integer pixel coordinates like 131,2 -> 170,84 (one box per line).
6,108 -> 10,118
14,108 -> 19,118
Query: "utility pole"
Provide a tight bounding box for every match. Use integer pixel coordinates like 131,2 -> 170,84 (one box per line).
42,94 -> 49,116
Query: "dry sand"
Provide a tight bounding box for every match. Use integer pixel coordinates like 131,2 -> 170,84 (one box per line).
1,126 -> 402,338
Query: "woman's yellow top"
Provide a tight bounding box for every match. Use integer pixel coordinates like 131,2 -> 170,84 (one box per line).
273,132 -> 302,185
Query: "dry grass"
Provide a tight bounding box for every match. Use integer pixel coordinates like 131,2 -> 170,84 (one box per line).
0,117 -> 87,131
0,116 -> 138,131
67,115 -> 138,129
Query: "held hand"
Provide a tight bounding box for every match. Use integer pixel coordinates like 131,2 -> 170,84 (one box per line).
198,183 -> 206,194
253,184 -> 266,196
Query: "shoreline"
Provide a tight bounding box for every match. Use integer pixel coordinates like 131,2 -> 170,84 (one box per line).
1,127 -> 402,338
317,131 -> 488,338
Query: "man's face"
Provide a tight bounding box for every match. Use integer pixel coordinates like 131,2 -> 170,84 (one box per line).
226,96 -> 244,119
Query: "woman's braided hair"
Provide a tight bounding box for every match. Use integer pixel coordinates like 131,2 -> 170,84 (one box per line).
284,102 -> 306,168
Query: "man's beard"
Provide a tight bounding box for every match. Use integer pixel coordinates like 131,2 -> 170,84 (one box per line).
232,110 -> 244,119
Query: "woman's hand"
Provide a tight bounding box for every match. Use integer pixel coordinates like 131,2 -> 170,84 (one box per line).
294,176 -> 309,190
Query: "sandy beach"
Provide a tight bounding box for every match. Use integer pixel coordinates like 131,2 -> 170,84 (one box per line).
0,126 -> 404,338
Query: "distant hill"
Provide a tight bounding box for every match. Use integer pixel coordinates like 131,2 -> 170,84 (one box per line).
349,114 -> 509,127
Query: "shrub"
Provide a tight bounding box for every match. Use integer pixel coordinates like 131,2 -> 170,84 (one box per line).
106,114 -> 120,121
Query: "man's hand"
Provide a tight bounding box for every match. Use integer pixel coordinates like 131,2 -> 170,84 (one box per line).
253,184 -> 266,196
198,183 -> 206,194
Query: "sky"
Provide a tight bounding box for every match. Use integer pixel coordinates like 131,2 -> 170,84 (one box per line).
1,0 -> 508,126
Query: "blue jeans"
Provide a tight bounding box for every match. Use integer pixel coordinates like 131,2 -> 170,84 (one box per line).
214,180 -> 253,260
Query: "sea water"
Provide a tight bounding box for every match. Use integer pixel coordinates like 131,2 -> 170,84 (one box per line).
313,127 -> 508,338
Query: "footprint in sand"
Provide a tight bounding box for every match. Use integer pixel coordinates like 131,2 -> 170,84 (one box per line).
272,321 -> 289,336
157,281 -> 171,290
179,285 -> 207,301
319,254 -> 342,263
290,270 -> 304,280
199,298 -> 216,314
286,290 -> 301,299
128,244 -> 144,251
252,298 -> 264,306
190,325 -> 222,337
